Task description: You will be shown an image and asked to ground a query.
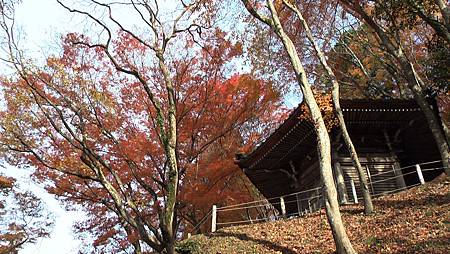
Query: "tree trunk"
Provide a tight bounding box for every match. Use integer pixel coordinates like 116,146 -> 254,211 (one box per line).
334,160 -> 349,204
262,1 -> 357,253
333,86 -> 374,214
342,1 -> 450,175
158,52 -> 179,254
133,242 -> 142,254
435,0 -> 450,31
412,0 -> 450,46
442,119 -> 450,147
284,0 -> 373,214
165,240 -> 176,254
400,60 -> 450,175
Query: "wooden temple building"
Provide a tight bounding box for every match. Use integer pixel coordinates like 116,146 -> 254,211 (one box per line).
235,99 -> 445,216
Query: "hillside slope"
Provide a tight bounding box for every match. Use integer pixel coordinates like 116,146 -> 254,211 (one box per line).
180,175 -> 450,254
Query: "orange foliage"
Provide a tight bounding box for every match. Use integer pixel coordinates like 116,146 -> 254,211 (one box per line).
298,90 -> 338,132
0,28 -> 284,251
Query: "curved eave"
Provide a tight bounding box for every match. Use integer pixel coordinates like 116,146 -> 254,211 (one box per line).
236,102 -> 305,169
236,99 -> 426,171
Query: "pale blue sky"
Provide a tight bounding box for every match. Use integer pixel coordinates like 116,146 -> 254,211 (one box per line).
3,0 -> 84,253
0,165 -> 84,254
14,0 -> 75,55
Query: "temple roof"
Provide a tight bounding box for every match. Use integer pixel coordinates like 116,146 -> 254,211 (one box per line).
235,99 -> 440,200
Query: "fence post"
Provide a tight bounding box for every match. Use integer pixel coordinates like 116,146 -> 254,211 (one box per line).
350,179 -> 358,204
211,205 -> 217,233
416,164 -> 425,185
280,196 -> 286,218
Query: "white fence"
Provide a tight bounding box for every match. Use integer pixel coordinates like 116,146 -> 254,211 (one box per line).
189,160 -> 446,234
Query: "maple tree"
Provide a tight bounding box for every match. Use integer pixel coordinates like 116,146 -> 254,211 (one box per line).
174,57 -> 285,234
177,73 -> 287,232
328,26 -> 409,99
0,1 -> 283,253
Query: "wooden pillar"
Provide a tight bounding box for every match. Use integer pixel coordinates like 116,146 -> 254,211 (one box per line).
384,130 -> 406,188
333,161 -> 349,204
314,188 -> 319,211
331,133 -> 348,204
392,163 -> 406,188
245,208 -> 253,224
350,179 -> 358,203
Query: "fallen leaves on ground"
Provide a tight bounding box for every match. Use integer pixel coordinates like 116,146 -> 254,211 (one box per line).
185,174 -> 450,253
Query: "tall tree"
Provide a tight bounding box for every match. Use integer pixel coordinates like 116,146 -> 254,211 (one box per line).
0,1 -> 283,252
403,0 -> 450,46
0,0 -> 214,252
241,1 -> 357,253
330,26 -> 409,99
282,0 -> 373,215
339,0 -> 450,175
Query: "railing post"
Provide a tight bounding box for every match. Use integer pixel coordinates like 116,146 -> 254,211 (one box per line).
280,196 -> 286,218
350,179 -> 358,204
211,205 -> 217,233
416,164 -> 425,185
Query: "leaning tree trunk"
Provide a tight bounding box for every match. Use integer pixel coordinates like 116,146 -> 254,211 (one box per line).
261,1 -> 357,253
283,0 -> 373,215
344,1 -> 450,175
400,60 -> 450,175
332,86 -> 374,213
